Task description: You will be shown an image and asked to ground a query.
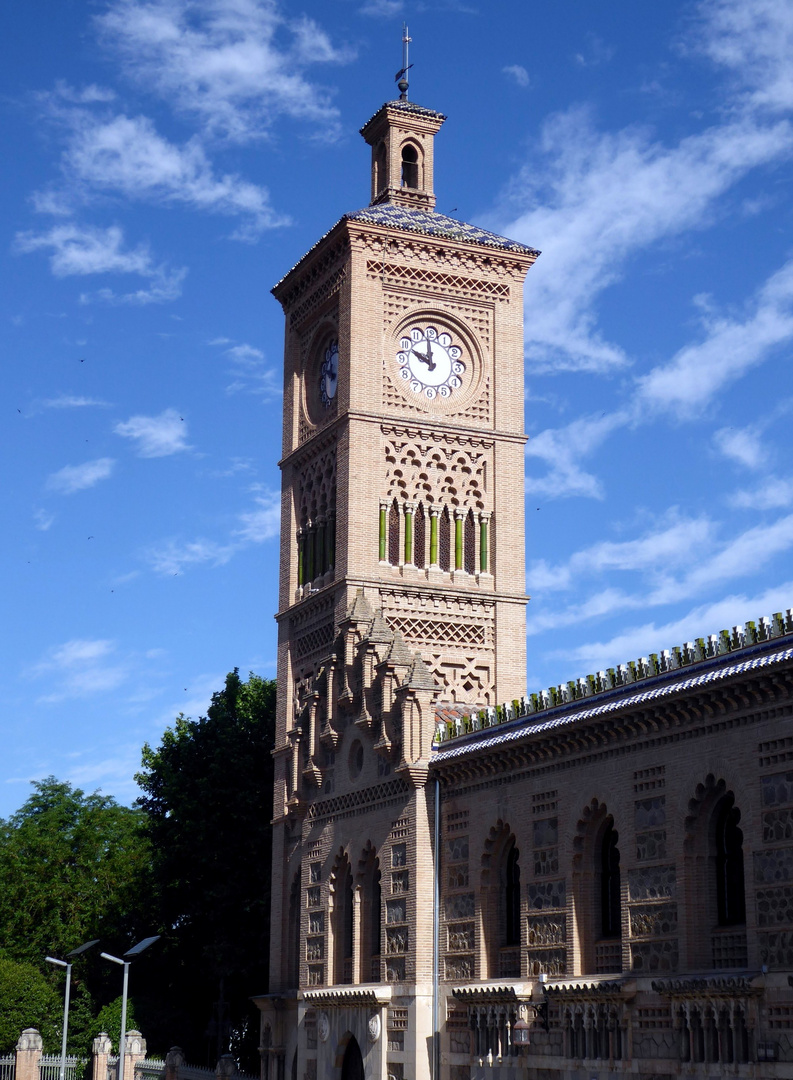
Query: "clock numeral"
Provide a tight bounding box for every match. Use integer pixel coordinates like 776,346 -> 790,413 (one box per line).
400,367 -> 411,380
438,333 -> 452,347
409,380 -> 422,394
448,346 -> 462,360
438,385 -> 451,398
448,375 -> 461,389
452,361 -> 465,375
410,328 -> 423,342
397,352 -> 408,366
425,386 -> 437,400
400,337 -> 412,351
425,326 -> 437,340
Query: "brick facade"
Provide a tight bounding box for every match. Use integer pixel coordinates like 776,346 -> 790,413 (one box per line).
255,95 -> 793,1080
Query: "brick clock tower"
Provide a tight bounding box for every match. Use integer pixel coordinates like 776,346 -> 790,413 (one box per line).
258,95 -> 538,1080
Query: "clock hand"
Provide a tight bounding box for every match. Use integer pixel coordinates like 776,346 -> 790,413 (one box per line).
412,347 -> 431,365
425,338 -> 436,371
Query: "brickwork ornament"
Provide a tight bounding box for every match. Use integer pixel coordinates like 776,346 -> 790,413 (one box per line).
368,1012 -> 382,1042
318,1012 -> 330,1043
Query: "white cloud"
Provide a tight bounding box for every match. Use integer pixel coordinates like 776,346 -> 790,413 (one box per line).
29,638 -> 128,703
525,411 -> 627,499
16,224 -> 186,303
359,0 -> 403,14
54,80 -> 116,104
573,34 -> 615,68
729,475 -> 793,509
46,457 -> 116,495
503,65 -> 530,88
225,342 -> 281,397
96,0 -> 352,143
33,509 -> 55,531
42,394 -> 111,409
540,581 -> 793,676
144,486 -> 280,574
713,424 -> 767,469
114,408 -> 190,458
58,112 -> 285,240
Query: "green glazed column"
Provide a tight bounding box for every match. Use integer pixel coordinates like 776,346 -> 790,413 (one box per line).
404,501 -> 415,565
316,516 -> 326,577
454,509 -> 465,571
429,506 -> 440,567
379,500 -> 388,563
479,512 -> 490,574
297,529 -> 305,588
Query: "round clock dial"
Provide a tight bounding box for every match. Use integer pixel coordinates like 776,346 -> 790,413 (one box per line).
396,325 -> 465,401
319,340 -> 339,408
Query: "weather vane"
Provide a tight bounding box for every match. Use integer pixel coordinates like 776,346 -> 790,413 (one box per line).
395,23 -> 412,100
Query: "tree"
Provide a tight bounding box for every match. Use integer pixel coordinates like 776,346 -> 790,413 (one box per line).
0,956 -> 60,1053
135,671 -> 276,1068
0,779 -> 154,1053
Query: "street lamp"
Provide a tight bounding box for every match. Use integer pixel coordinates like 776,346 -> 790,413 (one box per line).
45,940 -> 100,1080
101,937 -> 160,1080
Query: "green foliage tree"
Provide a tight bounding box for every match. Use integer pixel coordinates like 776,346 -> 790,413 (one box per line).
135,670 -> 276,1068
0,956 -> 60,1053
0,779 -> 154,1053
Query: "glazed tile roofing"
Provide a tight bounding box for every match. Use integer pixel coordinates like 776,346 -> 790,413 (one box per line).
433,641 -> 793,763
344,203 -> 539,255
359,99 -> 447,130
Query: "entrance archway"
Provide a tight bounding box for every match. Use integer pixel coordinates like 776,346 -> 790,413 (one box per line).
340,1036 -> 364,1080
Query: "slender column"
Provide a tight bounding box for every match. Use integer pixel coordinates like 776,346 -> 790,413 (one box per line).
379,500 -> 388,563
454,509 -> 465,571
297,529 -> 305,588
404,501 -> 415,565
306,520 -> 315,583
327,511 -> 335,571
479,512 -> 490,574
353,886 -> 362,985
429,506 -> 439,566
315,516 -> 326,578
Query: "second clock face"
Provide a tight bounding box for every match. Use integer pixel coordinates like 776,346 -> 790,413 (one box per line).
396,325 -> 465,401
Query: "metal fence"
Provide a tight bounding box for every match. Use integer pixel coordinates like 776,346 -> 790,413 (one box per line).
0,1054 -> 15,1080
39,1056 -> 88,1080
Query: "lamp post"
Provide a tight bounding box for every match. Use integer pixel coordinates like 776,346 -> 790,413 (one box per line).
45,940 -> 100,1080
101,937 -> 160,1080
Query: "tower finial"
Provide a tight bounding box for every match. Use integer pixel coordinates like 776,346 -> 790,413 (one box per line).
395,23 -> 412,100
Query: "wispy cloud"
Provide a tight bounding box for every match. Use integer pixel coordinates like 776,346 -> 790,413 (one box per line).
503,65 -> 530,88
729,475 -> 793,510
16,224 -> 186,304
713,424 -> 767,469
525,411 -> 627,499
114,408 -> 190,458
46,457 -> 116,495
42,395 -> 111,411
223,342 -> 281,397
144,487 -> 280,575
29,638 -> 128,703
33,509 -> 55,531
573,34 -> 615,68
96,0 -> 352,143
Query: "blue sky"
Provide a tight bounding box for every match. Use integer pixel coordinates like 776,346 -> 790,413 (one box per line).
3,0 -> 793,817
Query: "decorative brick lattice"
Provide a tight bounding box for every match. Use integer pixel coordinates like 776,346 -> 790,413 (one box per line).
290,267 -> 346,330
370,260 -> 510,302
769,1006 -> 793,1028
532,790 -> 558,815
293,622 -> 334,661
633,765 -> 666,793
387,899 -> 407,924
389,617 -> 485,648
446,809 -> 469,833
712,930 -> 747,968
630,940 -> 679,973
306,778 -> 410,822
764,807 -> 793,842
445,893 -> 475,920
447,836 -> 469,861
307,965 -> 323,985
759,930 -> 793,968
527,914 -> 566,946
308,911 -> 324,933
756,885 -> 793,926
447,922 -> 475,951
628,865 -> 677,901
635,796 -> 666,828
307,887 -> 321,908
635,1007 -> 672,1029
386,927 -> 408,954
526,948 -> 566,977
636,831 -> 667,862
759,737 -> 793,769
306,937 -> 324,961
629,903 -> 678,937
762,770 -> 793,807
444,956 -> 473,980
386,957 -> 406,981
754,848 -> 793,883
296,439 -> 337,526
391,871 -> 409,894
383,427 -> 491,509
528,880 -> 566,910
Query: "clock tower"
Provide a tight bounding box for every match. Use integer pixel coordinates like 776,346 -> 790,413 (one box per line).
260,91 -> 539,1080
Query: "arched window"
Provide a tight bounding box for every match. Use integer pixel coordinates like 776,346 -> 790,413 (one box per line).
332,854 -> 354,984
715,797 -> 746,926
340,1037 -> 364,1080
359,847 -> 382,983
388,500 -> 400,565
286,869 -> 301,988
504,842 -> 521,948
401,144 -> 419,188
374,142 -> 387,193
600,821 -> 621,939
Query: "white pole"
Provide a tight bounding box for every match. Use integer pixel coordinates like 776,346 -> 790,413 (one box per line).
59,963 -> 72,1080
118,962 -> 129,1080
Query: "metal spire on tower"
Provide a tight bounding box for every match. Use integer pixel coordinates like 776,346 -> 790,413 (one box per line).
395,23 -> 412,99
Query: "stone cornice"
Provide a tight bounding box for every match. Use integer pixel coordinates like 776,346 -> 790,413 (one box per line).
301,985 -> 392,1007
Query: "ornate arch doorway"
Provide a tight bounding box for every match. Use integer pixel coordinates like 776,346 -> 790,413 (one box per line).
340,1036 -> 364,1080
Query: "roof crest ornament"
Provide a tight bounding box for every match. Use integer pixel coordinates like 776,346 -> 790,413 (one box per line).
395,23 -> 412,100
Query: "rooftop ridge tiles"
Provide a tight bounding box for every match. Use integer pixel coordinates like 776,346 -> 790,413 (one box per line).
432,641 -> 793,762
359,99 -> 447,132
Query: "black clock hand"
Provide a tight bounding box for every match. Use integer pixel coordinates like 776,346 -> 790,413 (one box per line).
413,346 -> 436,371
425,338 -> 436,371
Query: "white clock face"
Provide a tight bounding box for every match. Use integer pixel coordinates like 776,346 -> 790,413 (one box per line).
320,340 -> 339,407
396,326 -> 465,401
